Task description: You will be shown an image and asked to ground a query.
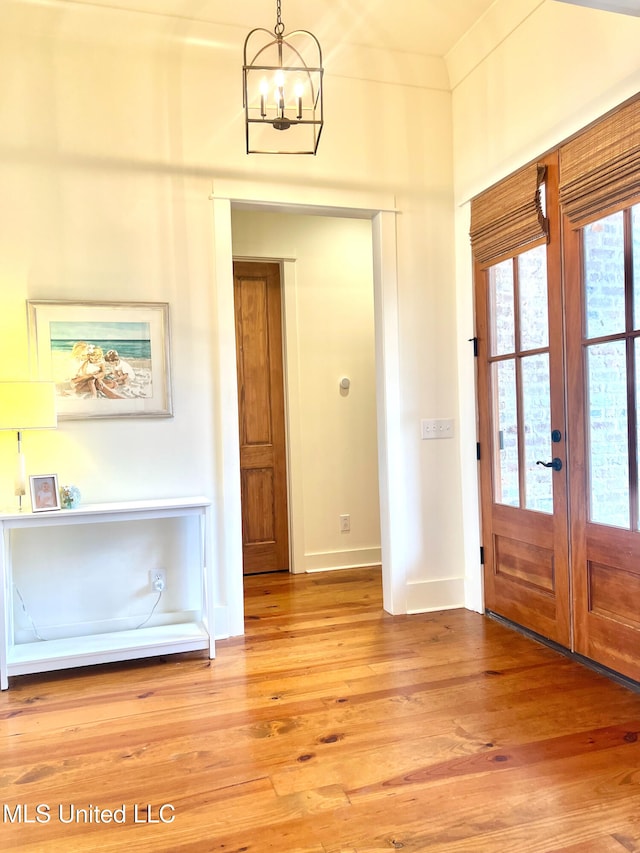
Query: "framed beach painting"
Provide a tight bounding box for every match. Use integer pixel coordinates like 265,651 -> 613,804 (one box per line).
28,301 -> 173,420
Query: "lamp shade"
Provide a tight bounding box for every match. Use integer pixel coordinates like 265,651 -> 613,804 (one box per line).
0,382 -> 57,430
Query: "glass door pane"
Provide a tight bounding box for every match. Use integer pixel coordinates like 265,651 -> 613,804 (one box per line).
635,337 -> 640,530
519,245 -> 549,350
586,340 -> 629,528
493,359 -> 519,506
489,244 -> 552,511
583,207 -> 638,530
489,260 -> 515,356
584,212 -> 625,338
522,354 -> 552,513
570,199 -> 640,682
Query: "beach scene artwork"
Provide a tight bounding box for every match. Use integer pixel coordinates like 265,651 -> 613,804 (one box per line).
49,320 -> 153,401
29,300 -> 172,419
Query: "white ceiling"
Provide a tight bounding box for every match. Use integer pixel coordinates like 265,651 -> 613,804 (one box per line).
59,0 -> 500,57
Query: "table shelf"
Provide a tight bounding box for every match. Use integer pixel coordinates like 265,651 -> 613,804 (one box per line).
1,497 -> 214,689
8,621 -> 210,677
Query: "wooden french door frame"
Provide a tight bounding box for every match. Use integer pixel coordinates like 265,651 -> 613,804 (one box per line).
477,156 -> 640,683
476,151 -> 572,648
564,203 -> 640,683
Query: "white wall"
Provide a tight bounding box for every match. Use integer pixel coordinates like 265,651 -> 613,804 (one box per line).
450,0 -> 640,203
450,0 -> 640,611
231,210 -> 381,574
0,0 -> 462,636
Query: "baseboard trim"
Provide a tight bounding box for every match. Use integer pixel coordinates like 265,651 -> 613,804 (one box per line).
301,547 -> 382,573
305,563 -> 382,574
406,577 -> 465,613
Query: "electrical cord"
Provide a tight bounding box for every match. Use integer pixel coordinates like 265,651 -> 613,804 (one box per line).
135,590 -> 163,629
14,583 -> 165,637
13,584 -> 45,641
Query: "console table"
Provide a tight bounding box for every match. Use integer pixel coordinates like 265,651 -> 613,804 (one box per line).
0,497 -> 214,690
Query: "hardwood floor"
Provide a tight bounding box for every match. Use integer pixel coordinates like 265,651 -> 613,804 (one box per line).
1,566 -> 640,852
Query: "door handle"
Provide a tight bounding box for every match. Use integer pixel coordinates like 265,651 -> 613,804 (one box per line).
536,457 -> 563,471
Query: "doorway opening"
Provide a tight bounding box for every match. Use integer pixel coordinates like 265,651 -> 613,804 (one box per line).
231,211 -> 381,584
211,197 -> 402,637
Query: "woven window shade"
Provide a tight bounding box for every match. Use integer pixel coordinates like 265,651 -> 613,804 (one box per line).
470,164 -> 548,266
559,96 -> 640,226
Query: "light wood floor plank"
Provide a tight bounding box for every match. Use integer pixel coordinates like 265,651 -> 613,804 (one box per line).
1,566 -> 640,852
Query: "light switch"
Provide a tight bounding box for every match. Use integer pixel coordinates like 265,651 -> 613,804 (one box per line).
421,418 -> 454,440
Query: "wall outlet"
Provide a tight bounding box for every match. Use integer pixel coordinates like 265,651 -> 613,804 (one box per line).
149,569 -> 166,592
421,418 -> 455,440
339,514 -> 351,533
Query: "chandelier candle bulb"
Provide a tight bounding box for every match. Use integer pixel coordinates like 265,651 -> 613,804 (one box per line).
295,82 -> 303,119
260,78 -> 268,117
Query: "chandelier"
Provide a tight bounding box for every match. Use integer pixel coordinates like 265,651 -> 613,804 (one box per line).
242,0 -> 324,154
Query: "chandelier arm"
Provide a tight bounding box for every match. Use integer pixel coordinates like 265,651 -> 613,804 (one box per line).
244,37 -> 280,67
245,30 -> 322,69
243,28 -> 278,64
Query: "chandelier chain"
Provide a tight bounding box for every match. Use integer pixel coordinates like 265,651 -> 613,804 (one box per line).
275,0 -> 285,36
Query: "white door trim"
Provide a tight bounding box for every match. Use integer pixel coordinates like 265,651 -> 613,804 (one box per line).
211,195 -> 404,635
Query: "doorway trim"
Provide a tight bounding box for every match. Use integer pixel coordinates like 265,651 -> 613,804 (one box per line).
211,193 -> 403,637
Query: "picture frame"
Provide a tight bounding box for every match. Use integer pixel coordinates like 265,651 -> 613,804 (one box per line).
27,300 -> 173,420
29,474 -> 61,513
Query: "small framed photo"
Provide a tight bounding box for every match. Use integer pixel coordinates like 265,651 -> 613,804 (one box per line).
30,474 -> 61,512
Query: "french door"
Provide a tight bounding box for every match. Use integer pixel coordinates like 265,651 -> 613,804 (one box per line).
477,153 -> 571,648
477,157 -> 640,681
566,204 -> 640,682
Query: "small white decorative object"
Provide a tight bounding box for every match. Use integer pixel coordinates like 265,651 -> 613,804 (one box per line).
59,484 -> 81,509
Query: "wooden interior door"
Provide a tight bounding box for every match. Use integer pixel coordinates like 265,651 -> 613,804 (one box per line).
476,154 -> 571,646
233,261 -> 289,575
565,203 -> 640,682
